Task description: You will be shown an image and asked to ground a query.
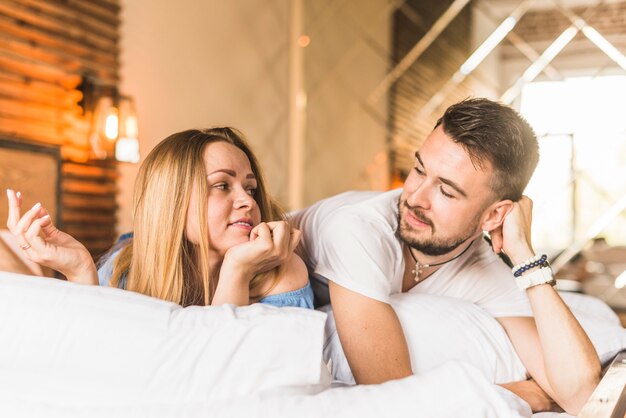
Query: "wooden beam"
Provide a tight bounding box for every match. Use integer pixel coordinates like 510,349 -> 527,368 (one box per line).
62,195 -> 117,211
368,0 -> 471,105
0,0 -> 119,54
0,32 -> 118,81
579,351 -> 626,418
0,14 -> 117,69
1,0 -> 120,259
18,0 -> 119,41
0,97 -> 80,123
0,51 -> 81,88
62,163 -> 118,180
62,211 -> 116,224
287,0 -> 305,211
0,114 -> 88,148
60,145 -> 90,162
0,74 -> 81,110
49,0 -> 120,26
62,179 -> 117,195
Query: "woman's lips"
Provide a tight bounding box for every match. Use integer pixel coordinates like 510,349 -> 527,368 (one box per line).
229,220 -> 253,231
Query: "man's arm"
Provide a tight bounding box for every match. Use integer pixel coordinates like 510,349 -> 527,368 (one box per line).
497,287 -> 601,415
330,281 -> 413,384
492,197 -> 601,415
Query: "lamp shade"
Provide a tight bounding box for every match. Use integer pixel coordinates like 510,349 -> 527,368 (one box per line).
115,97 -> 140,163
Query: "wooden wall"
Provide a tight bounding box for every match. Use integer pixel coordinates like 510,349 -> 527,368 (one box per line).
390,0 -> 469,173
0,0 -> 120,258
389,0 -> 495,175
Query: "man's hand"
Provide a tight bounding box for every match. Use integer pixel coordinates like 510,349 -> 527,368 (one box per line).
500,379 -> 562,413
488,196 -> 534,264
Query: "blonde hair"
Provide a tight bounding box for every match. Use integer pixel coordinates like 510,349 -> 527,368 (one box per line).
110,128 -> 283,306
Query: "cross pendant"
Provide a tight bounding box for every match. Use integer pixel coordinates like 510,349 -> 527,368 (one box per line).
412,262 -> 423,282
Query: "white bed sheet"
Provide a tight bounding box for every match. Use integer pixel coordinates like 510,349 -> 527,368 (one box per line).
1,270 -> 623,418
0,360 -> 532,418
322,290 -> 626,417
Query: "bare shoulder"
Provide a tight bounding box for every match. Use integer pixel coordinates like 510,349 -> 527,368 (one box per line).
267,253 -> 309,296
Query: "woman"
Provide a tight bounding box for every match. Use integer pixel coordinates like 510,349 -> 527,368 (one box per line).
6,128 -> 313,308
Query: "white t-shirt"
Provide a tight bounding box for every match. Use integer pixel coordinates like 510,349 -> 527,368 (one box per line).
292,189 -> 532,318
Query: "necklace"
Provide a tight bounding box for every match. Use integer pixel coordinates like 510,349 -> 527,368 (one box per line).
408,240 -> 475,282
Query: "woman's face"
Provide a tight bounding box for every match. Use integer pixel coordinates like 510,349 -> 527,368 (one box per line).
186,141 -> 262,256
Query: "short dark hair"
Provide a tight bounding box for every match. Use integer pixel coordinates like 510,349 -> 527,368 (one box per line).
435,98 -> 538,201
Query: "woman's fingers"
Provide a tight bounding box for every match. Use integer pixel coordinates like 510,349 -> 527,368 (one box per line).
14,202 -> 43,234
22,215 -> 53,262
6,189 -> 22,230
36,206 -> 57,237
10,201 -> 44,249
252,222 -> 271,240
249,221 -> 298,261
269,221 -> 290,256
288,228 -> 301,253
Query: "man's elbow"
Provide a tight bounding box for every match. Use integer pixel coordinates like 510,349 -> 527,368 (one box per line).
558,369 -> 601,415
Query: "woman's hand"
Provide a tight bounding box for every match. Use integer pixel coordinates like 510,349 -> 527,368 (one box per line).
221,220 -> 302,282
6,189 -> 97,284
490,196 -> 535,265
211,221 -> 301,306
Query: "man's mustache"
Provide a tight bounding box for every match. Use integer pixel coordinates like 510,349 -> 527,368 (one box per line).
402,201 -> 434,227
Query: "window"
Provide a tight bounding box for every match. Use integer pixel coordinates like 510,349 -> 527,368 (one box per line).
520,76 -> 626,252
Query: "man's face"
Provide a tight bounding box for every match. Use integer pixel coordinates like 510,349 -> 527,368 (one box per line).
398,125 -> 495,256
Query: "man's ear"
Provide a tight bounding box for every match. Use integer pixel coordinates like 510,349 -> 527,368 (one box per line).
480,200 -> 513,232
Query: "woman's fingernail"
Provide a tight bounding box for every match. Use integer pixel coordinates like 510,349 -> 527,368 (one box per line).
32,202 -> 41,211
6,189 -> 12,198
16,191 -> 21,199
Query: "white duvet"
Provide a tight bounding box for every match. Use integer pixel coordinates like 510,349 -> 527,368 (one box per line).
0,271 -> 624,418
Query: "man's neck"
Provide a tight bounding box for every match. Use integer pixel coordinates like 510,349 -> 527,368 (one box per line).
401,233 -> 481,292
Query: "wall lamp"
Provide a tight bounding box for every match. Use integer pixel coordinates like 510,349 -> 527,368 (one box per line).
78,75 -> 140,163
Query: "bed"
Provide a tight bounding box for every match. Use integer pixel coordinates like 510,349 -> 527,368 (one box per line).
0,270 -> 624,418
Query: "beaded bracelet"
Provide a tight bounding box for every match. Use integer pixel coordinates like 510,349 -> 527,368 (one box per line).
512,254 -> 548,277
511,254 -> 541,273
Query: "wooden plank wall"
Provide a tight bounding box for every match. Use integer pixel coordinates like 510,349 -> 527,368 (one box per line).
0,0 -> 120,258
389,0 -> 495,175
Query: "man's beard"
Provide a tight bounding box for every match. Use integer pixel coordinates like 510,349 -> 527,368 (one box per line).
396,199 -> 479,256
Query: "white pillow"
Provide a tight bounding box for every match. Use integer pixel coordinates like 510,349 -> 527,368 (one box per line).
392,293 -> 528,383
322,293 -> 527,385
0,271 -> 328,408
559,291 -> 626,364
323,291 -> 626,385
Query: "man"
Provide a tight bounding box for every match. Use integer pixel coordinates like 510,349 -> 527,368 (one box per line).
293,98 -> 600,414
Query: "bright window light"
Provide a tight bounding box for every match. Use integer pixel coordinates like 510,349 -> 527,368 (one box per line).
521,76 -> 626,251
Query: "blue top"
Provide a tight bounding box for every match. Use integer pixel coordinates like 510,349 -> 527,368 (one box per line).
97,248 -> 314,309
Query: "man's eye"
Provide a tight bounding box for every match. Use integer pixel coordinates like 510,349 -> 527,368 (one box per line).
440,186 -> 454,198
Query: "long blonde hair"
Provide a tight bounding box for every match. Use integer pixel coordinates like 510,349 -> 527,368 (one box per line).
110,128 -> 283,306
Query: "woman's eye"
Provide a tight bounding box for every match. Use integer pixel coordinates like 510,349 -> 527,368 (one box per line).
414,166 -> 424,175
214,183 -> 228,190
246,187 -> 257,196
